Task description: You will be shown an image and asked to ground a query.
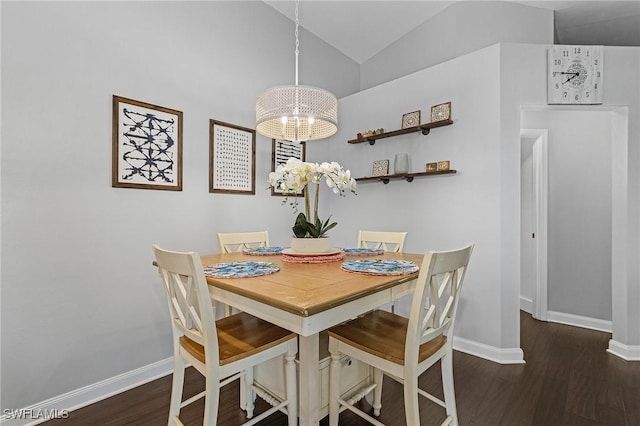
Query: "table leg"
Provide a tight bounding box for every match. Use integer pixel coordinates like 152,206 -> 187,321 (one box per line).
298,333 -> 320,426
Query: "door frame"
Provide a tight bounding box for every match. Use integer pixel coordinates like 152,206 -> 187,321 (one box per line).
521,129 -> 548,321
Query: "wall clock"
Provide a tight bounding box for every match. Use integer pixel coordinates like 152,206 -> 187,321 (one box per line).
547,45 -> 603,105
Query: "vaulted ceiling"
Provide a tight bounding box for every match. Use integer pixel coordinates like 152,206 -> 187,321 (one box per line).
264,1 -> 640,64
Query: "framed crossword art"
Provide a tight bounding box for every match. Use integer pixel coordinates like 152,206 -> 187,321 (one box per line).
112,96 -> 183,191
209,120 -> 256,194
271,139 -> 306,197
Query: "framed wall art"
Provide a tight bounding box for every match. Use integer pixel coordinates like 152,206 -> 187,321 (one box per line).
209,120 -> 256,194
401,110 -> 421,129
271,139 -> 306,196
112,95 -> 183,191
437,160 -> 451,171
372,160 -> 389,176
430,101 -> 452,122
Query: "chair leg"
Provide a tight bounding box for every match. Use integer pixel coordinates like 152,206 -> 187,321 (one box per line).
239,377 -> 246,411
285,344 -> 298,426
372,367 -> 383,416
244,367 -> 255,418
441,351 -> 459,426
329,352 -> 341,426
168,354 -> 185,426
203,372 -> 220,426
403,374 -> 420,426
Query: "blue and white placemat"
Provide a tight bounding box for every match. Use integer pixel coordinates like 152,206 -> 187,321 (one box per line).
242,246 -> 284,256
341,247 -> 385,256
341,259 -> 419,276
204,261 -> 279,278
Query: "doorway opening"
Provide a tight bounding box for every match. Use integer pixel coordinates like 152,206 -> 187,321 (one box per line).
520,107 -> 628,341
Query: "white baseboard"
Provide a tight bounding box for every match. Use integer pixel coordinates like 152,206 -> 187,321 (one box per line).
520,296 -> 533,315
453,336 -> 525,364
547,310 -> 612,333
607,339 -> 640,361
0,357 -> 173,426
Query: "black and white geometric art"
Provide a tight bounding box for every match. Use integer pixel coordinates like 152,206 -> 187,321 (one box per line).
112,96 -> 183,190
209,120 -> 256,194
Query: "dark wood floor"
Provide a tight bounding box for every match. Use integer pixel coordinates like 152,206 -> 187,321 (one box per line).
43,312 -> 640,425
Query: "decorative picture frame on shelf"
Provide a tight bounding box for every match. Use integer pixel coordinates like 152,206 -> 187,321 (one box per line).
372,160 -> 389,176
430,101 -> 451,123
437,160 -> 450,171
271,139 -> 306,197
401,110 -> 421,129
426,162 -> 438,172
209,119 -> 256,194
112,95 -> 183,191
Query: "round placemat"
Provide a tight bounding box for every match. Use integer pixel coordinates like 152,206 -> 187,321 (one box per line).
341,259 -> 419,276
341,247 -> 385,256
203,261 -> 279,278
242,246 -> 284,256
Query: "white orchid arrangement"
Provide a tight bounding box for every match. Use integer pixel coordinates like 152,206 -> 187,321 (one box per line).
268,158 -> 357,238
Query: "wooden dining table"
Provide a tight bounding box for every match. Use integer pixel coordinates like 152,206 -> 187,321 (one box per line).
200,250 -> 423,426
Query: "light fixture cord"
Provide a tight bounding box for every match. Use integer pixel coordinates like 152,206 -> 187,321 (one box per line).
294,0 -> 299,86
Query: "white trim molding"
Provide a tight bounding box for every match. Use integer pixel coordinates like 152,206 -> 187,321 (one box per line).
547,310 -> 612,333
453,336 -> 525,364
520,296 -> 533,315
0,358 -> 173,426
607,339 -> 640,361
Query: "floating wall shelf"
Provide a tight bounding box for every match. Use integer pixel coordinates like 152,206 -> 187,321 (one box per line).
348,119 -> 453,146
356,170 -> 457,184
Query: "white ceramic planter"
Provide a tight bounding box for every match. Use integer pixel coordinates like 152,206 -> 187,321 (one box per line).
290,237 -> 333,253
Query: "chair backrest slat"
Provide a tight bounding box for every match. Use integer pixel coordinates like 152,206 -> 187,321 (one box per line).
154,245 -> 220,367
406,244 -> 474,365
357,230 -> 407,253
218,231 -> 270,253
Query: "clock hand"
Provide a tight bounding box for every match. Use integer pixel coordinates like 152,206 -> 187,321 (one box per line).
563,72 -> 580,84
554,71 -> 579,76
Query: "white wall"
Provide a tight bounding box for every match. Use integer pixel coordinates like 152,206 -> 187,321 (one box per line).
331,43 -> 640,362
360,1 -> 553,90
0,1 -> 358,410
330,45 -> 513,356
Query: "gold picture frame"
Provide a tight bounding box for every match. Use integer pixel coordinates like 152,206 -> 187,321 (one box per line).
401,110 -> 421,129
426,162 -> 438,172
437,160 -> 450,171
430,101 -> 451,123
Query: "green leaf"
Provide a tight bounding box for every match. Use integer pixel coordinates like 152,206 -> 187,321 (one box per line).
290,212 -> 339,238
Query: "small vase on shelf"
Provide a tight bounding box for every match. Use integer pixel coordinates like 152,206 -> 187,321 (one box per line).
394,153 -> 409,174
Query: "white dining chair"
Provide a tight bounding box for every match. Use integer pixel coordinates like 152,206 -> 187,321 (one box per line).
153,245 -> 298,426
218,231 -> 270,253
358,230 -> 408,313
217,231 -> 270,317
328,244 -> 474,426
357,230 -> 407,253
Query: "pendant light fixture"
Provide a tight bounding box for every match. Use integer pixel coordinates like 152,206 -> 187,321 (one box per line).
256,0 -> 338,142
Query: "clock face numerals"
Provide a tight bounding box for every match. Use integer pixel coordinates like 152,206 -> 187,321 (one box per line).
547,45 -> 603,104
